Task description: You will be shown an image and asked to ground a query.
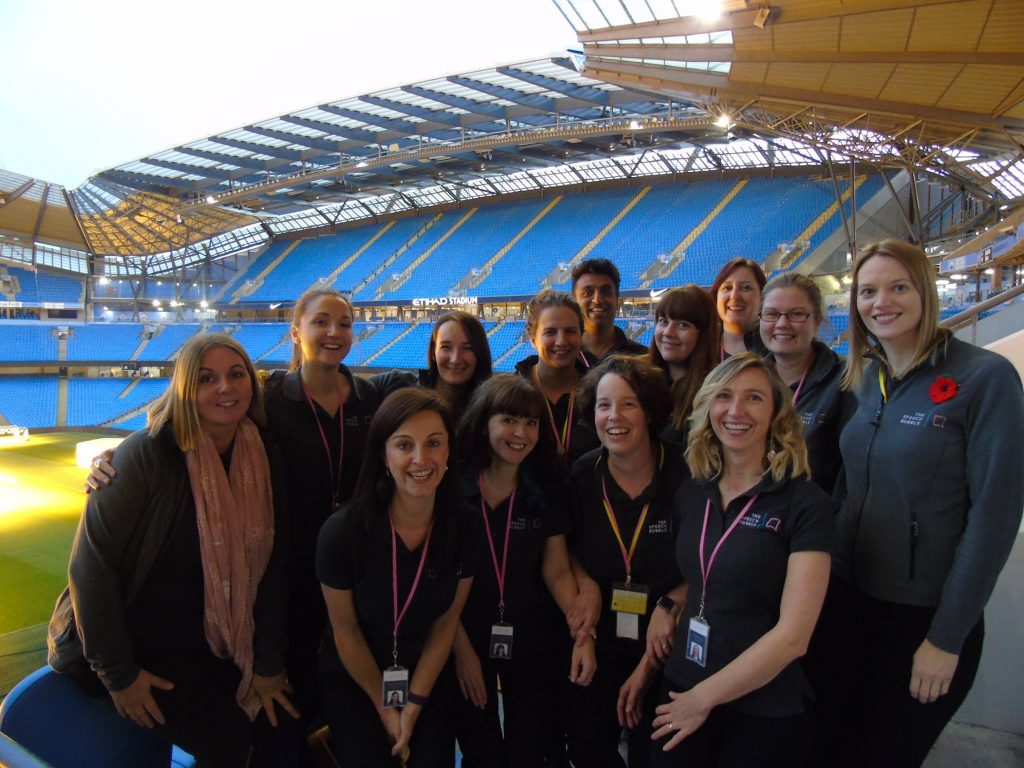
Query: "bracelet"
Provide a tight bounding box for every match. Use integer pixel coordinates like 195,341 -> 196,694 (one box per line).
406,691 -> 429,707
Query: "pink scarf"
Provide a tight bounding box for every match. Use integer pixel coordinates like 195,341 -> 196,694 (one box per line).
185,417 -> 274,719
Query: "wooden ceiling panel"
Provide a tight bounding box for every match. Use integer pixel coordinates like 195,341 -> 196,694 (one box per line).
729,62 -> 770,84
732,28 -> 773,54
40,208 -> 85,246
907,0 -> 989,51
977,2 -> 1024,52
822,63 -> 897,98
771,18 -> 841,52
840,8 -> 915,51
0,200 -> 38,233
764,63 -> 831,91
938,64 -> 1024,114
880,63 -> 965,105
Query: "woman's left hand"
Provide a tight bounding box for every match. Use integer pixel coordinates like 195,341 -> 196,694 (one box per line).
391,703 -> 421,759
645,605 -> 677,667
910,639 -> 959,704
252,672 -> 299,727
651,688 -> 712,751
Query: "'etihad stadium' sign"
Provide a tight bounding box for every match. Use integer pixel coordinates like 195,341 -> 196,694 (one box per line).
411,296 -> 479,307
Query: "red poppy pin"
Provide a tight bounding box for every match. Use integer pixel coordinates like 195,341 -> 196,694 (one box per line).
929,375 -> 958,404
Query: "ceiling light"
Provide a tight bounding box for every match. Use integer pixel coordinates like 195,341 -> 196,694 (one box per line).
842,275 -> 853,285
714,114 -> 733,129
205,195 -> 217,204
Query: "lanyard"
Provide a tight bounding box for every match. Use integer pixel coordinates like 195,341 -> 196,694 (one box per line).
578,350 -> 591,368
601,477 -> 650,585
698,493 -> 760,618
534,367 -> 574,457
791,368 -> 809,405
878,368 -> 888,403
390,518 -> 433,665
479,478 -> 516,621
301,374 -> 345,510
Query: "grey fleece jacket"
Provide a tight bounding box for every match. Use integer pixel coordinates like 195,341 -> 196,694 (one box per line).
48,424 -> 289,692
835,336 -> 1024,654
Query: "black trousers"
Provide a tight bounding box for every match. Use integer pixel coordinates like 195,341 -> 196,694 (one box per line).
69,647 -> 293,768
649,677 -> 813,768
805,578 -> 984,768
565,646 -> 656,768
454,649 -> 559,768
318,654 -> 455,768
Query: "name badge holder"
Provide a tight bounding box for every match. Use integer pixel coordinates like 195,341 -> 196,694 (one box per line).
383,518 -> 433,708
601,475 -> 652,640
688,494 -> 760,667
480,479 -> 517,659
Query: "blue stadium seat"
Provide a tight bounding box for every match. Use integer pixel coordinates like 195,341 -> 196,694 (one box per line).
0,665 -> 194,768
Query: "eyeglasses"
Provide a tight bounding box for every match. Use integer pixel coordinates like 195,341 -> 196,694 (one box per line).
758,309 -> 816,323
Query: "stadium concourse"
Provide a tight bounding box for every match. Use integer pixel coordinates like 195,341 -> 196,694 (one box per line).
2,0 -> 1024,765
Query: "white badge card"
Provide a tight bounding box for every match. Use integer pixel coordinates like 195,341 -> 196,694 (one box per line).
616,611 -> 640,640
686,617 -> 710,668
382,666 -> 409,708
611,582 -> 649,615
489,623 -> 514,659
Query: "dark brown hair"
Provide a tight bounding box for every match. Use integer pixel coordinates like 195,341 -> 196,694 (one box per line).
577,354 -> 672,437
525,289 -> 584,339
571,258 -> 621,293
457,374 -> 545,469
289,287 -> 354,372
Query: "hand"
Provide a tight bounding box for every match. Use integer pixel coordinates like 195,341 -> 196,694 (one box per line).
645,603 -> 677,667
252,672 -> 300,727
84,449 -> 116,493
569,634 -> 596,687
379,706 -> 403,748
567,580 -> 601,640
110,668 -> 174,728
651,687 -> 712,751
617,660 -> 654,729
454,644 -> 487,708
910,639 -> 959,704
391,702 -> 421,758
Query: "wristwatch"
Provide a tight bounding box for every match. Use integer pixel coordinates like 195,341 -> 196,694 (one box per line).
656,595 -> 678,615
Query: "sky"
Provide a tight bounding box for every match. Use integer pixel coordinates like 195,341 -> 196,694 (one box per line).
0,0 -> 577,188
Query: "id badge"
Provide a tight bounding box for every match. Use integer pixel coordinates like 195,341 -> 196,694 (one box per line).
611,582 -> 649,615
616,611 -> 640,640
382,666 -> 409,708
686,617 -> 710,668
489,622 -> 514,659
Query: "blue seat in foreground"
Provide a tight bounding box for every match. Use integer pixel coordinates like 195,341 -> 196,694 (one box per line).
0,665 -> 195,768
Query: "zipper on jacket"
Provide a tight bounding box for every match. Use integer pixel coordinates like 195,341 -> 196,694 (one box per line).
909,517 -> 919,581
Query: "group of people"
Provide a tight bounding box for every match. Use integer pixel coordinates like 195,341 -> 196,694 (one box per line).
47,242 -> 1023,768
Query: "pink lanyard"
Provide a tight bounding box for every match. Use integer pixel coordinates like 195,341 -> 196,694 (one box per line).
479,478 -> 516,621
791,368 -> 809,405
698,493 -> 760,619
301,376 -> 345,510
390,518 -> 433,665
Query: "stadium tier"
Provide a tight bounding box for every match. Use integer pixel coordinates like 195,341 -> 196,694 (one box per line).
66,324 -> 144,361
3,265 -> 83,305
0,376 -> 58,428
137,324 -> 203,362
2,324 -> 60,362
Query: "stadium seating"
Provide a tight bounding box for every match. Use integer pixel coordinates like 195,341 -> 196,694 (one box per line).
137,324 -> 202,362
66,324 -> 143,361
332,216 -> 433,294
4,266 -> 83,305
354,213 -> 462,301
65,378 -> 169,427
0,324 -> 59,362
370,323 -> 433,369
228,241 -> 293,301
0,377 -> 58,428
347,322 -> 412,365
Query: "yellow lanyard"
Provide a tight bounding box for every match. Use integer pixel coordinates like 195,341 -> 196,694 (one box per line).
878,367 -> 888,404
600,445 -> 663,584
534,367 -> 574,457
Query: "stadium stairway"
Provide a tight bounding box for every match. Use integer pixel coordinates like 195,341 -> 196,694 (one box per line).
640,179 -> 748,288
347,214 -> 443,297
362,322 -> 420,366
455,196 -> 563,292
230,240 -> 302,303
320,220 -> 397,292
779,175 -> 871,272
377,209 -> 478,300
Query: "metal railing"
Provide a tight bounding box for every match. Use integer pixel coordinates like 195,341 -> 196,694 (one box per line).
939,283 -> 1024,343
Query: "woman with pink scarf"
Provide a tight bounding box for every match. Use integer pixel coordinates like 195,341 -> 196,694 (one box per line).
48,333 -> 294,767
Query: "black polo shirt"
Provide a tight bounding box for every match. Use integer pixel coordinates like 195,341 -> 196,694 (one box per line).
263,365 -> 381,568
459,466 -> 566,657
665,474 -> 834,717
316,501 -> 480,671
514,354 -> 601,468
565,442 -> 687,657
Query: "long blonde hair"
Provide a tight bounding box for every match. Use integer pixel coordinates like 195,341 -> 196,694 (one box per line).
842,239 -> 947,390
148,332 -> 265,451
686,353 -> 809,482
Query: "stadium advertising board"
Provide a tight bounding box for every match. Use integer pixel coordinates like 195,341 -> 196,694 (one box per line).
410,296 -> 478,307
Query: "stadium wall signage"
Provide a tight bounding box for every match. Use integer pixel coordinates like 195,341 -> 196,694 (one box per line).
411,296 -> 479,307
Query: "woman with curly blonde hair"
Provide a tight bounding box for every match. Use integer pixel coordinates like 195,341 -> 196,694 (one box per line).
645,353 -> 834,768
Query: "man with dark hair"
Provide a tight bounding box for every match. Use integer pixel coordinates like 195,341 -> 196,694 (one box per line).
570,258 -> 647,360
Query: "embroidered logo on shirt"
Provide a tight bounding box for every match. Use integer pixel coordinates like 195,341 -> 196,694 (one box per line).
345,415 -> 361,427
647,520 -> 670,535
899,412 -> 927,427
510,518 -> 527,531
932,415 -> 946,428
739,513 -> 783,532
532,518 -> 543,529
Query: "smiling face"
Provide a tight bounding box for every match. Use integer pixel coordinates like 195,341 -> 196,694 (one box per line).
573,272 -> 618,333
291,294 -> 354,368
716,266 -> 762,332
385,409 -> 450,503
855,255 -> 923,358
487,412 -> 539,467
654,316 -> 700,368
433,319 -> 477,387
196,346 -> 253,438
594,373 -> 650,458
709,366 -> 774,459
531,306 -> 583,370
759,286 -> 821,361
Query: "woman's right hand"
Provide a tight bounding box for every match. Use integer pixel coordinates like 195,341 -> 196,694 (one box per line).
84,449 -> 117,493
110,668 -> 175,728
454,644 -> 487,708
379,705 -> 403,748
567,579 -> 601,640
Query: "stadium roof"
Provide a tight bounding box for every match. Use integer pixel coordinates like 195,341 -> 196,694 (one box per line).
1,0 -> 1023,275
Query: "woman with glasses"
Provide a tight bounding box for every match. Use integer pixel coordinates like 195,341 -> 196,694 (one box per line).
758,273 -> 852,493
